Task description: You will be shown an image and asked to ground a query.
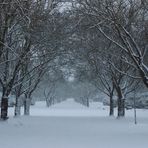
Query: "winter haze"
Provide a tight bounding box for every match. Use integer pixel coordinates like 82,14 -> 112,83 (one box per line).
0,0 -> 148,148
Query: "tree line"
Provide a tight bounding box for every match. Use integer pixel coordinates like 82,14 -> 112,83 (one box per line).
0,0 -> 148,120
72,0 -> 148,117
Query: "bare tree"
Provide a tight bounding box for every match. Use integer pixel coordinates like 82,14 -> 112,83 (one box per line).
72,0 -> 147,117
77,0 -> 148,88
0,0 -> 61,119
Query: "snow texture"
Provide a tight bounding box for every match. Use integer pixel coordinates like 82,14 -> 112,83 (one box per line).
0,98 -> 148,148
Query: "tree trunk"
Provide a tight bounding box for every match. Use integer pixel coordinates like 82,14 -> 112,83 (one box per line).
46,98 -> 50,107
86,97 -> 89,107
24,98 -> 30,115
49,97 -> 54,106
113,78 -> 125,118
46,97 -> 53,107
117,89 -> 125,117
14,96 -> 21,116
1,96 -> 9,120
109,95 -> 114,116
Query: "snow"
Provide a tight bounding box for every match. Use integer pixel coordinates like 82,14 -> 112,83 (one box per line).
1,98 -> 148,148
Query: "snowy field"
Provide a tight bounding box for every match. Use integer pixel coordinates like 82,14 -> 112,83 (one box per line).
0,98 -> 148,148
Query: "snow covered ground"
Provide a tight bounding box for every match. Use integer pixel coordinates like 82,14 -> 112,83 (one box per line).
1,98 -> 148,148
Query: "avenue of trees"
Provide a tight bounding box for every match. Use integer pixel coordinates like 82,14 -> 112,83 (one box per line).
72,0 -> 148,117
0,0 -> 148,120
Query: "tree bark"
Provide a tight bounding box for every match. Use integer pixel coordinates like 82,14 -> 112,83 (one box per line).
86,97 -> 89,107
1,96 -> 9,120
14,96 -> 21,116
24,98 -> 31,115
109,94 -> 114,116
117,88 -> 125,117
46,98 -> 50,107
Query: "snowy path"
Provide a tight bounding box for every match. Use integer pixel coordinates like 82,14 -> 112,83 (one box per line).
0,99 -> 148,148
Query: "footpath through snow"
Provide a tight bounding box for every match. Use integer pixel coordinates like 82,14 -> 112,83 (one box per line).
0,98 -> 148,148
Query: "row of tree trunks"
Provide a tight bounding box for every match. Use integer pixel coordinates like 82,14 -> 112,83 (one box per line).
1,97 -> 31,118
109,94 -> 125,118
